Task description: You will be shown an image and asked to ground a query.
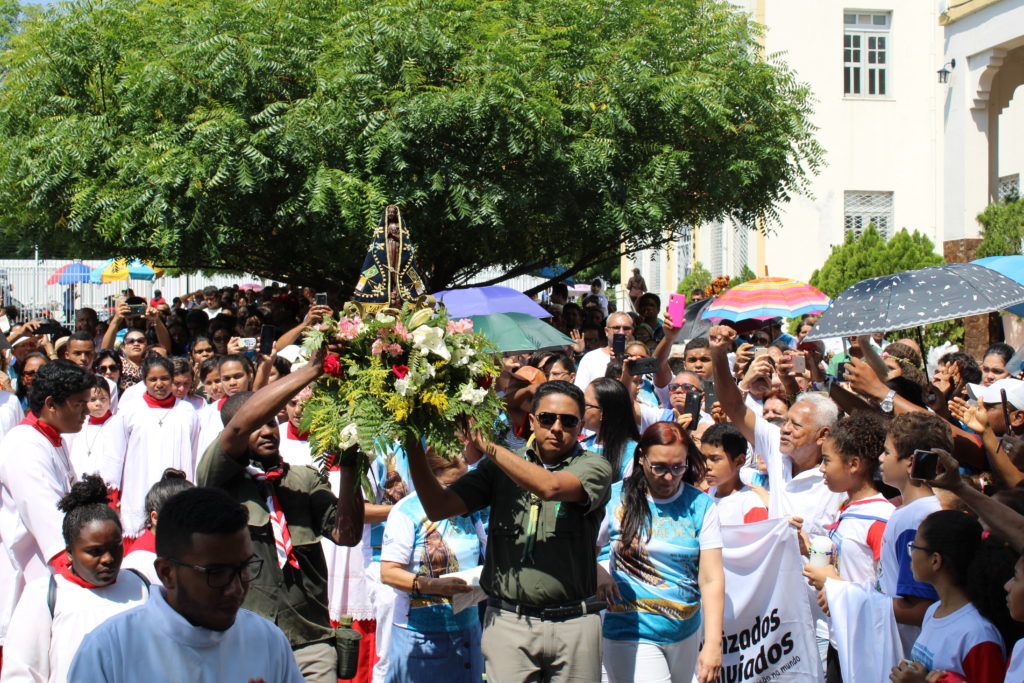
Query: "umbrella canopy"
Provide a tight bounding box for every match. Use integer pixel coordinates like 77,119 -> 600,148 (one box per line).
530,266 -> 575,285
46,263 -> 93,285
468,312 -> 573,354
239,283 -> 264,291
701,277 -> 830,322
434,286 -> 550,318
804,263 -> 1024,341
89,258 -> 165,284
973,255 -> 1024,318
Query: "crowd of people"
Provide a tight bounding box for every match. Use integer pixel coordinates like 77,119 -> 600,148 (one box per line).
1,279 -> 1024,682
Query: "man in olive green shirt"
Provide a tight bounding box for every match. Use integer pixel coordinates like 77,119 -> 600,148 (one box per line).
405,380 -> 612,682
197,348 -> 363,682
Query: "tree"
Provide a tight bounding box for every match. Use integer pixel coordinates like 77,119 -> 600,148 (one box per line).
677,261 -> 712,296
0,0 -> 822,293
975,197 -> 1024,259
732,264 -> 757,286
809,225 -> 943,298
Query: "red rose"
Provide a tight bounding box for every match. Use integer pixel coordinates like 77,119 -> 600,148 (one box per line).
392,364 -> 410,379
476,375 -> 493,390
323,354 -> 343,378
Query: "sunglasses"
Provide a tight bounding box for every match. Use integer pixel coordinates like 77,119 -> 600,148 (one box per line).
535,412 -> 581,429
668,383 -> 700,393
97,365 -> 119,374
124,337 -> 146,344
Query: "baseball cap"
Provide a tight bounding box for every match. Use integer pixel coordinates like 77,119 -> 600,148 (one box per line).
967,378 -> 1024,411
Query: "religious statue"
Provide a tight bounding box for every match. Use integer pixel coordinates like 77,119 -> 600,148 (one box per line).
351,205 -> 427,315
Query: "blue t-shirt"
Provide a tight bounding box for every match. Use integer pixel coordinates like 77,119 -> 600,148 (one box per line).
598,482 -> 722,644
581,434 -> 637,482
380,494 -> 486,633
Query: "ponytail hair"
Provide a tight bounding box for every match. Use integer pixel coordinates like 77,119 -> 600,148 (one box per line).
619,422 -> 703,548
919,510 -> 1024,646
57,474 -> 121,546
143,469 -> 195,530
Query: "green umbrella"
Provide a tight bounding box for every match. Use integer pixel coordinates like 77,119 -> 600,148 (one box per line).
469,312 -> 574,354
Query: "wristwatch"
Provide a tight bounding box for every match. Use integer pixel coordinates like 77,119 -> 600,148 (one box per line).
880,389 -> 896,413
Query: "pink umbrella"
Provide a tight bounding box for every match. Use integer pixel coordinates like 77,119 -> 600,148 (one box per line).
239,283 -> 264,291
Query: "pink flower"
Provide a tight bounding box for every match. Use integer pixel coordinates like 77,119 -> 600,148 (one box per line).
393,322 -> 411,341
337,317 -> 362,340
386,343 -> 403,357
296,386 -> 314,404
371,339 -> 384,355
446,319 -> 474,334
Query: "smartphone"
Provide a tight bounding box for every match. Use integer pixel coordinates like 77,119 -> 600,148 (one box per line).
790,355 -> 806,374
315,292 -> 328,306
258,324 -> 276,356
34,321 -> 65,336
627,356 -> 658,376
753,346 -> 768,358
835,361 -> 848,380
612,333 -> 626,357
683,391 -> 703,428
667,294 -> 686,327
702,379 -> 718,413
239,337 -> 257,351
910,449 -> 939,481
126,304 -> 147,317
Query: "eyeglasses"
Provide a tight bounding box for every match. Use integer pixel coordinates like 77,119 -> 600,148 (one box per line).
907,542 -> 934,555
608,325 -> 634,331
164,554 -> 264,588
535,412 -> 581,429
124,337 -> 146,344
97,364 -> 119,374
668,383 -> 700,393
643,459 -> 688,477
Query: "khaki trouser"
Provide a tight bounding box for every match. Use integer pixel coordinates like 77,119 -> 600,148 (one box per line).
292,640 -> 337,683
481,606 -> 602,682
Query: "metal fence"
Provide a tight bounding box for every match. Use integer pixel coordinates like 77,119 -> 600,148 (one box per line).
0,259 -> 278,325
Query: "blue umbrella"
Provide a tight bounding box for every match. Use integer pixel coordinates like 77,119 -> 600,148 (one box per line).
973,255 -> 1024,317
46,263 -> 93,285
530,266 -> 575,285
433,286 -> 551,318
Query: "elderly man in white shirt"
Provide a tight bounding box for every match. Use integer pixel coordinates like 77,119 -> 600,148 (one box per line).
68,486 -> 304,683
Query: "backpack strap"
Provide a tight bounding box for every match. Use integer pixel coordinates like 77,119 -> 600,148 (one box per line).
125,568 -> 151,589
47,573 -> 57,618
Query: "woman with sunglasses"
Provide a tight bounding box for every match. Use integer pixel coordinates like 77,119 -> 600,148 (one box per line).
14,351 -> 47,412
890,509 -> 1016,682
596,421 -> 724,683
582,378 -> 641,482
93,349 -> 123,388
2,475 -> 149,682
117,330 -> 148,390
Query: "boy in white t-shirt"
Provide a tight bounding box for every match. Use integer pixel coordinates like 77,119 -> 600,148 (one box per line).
701,422 -> 768,525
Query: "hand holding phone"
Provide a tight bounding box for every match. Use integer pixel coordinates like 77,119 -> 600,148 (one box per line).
682,391 -> 703,429
315,292 -> 328,306
612,333 -> 626,358
666,294 -> 686,329
910,449 -> 939,481
627,356 -> 659,376
258,325 -> 276,356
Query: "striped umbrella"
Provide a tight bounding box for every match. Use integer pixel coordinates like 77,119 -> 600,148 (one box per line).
701,277 -> 830,322
46,263 -> 93,285
89,258 -> 165,284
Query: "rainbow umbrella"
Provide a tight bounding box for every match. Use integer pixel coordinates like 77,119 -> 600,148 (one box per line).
46,263 -> 93,285
701,277 -> 830,322
89,258 -> 165,284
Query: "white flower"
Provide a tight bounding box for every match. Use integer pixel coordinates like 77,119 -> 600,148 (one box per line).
459,384 -> 488,406
375,312 -> 396,324
394,378 -> 413,396
407,308 -> 434,329
411,325 -> 451,361
469,361 -> 485,375
338,423 -> 359,449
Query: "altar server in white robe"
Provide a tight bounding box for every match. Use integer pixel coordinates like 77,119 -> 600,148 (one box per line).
121,468 -> 195,586
68,486 -> 304,683
278,391 -> 313,467
2,475 -> 149,683
69,380 -> 115,479
0,361 -> 94,655
100,356 -> 199,538
197,354 -> 253,458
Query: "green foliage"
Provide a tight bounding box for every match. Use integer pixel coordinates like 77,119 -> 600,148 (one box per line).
0,0 -> 821,291
677,261 -> 712,295
731,264 -> 757,287
809,225 -> 943,298
809,225 -> 957,350
975,198 -> 1024,259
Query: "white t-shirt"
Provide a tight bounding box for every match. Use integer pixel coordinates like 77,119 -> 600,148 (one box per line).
1006,639 -> 1024,682
278,423 -> 314,468
708,485 -> 769,526
877,495 -> 941,655
828,495 -> 893,584
573,348 -> 612,391
2,570 -> 150,683
67,587 -> 304,682
910,602 -> 1006,680
0,390 -> 23,441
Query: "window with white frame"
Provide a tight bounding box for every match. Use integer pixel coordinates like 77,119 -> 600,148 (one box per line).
844,191 -> 893,239
998,173 -> 1020,202
844,12 -> 891,97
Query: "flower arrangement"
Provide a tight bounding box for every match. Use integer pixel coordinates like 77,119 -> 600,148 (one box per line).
299,304 -> 504,478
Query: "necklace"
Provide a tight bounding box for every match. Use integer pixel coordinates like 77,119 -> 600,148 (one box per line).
151,408 -> 173,427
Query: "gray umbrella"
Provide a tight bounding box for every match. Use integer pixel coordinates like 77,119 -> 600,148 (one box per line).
803,263 -> 1024,341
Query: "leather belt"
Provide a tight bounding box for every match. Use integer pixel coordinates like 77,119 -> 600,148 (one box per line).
486,597 -> 607,622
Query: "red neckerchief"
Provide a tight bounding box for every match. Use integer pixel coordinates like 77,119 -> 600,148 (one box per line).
89,410 -> 113,426
129,529 -> 156,554
142,392 -> 176,409
20,413 -> 63,448
286,422 -> 309,441
54,557 -> 107,589
217,396 -> 229,410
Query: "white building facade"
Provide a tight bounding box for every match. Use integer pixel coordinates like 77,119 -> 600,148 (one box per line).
622,0 -> 1023,306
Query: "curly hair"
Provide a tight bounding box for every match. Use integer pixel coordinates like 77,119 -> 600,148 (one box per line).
57,474 -> 120,545
829,411 -> 888,478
